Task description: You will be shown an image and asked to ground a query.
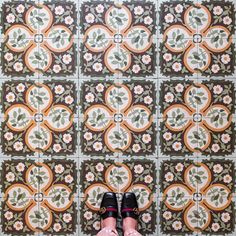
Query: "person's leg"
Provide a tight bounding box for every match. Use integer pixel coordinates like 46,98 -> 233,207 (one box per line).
97,217 -> 118,236
123,217 -> 142,236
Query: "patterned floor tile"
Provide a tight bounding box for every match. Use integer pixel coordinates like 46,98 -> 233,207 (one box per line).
1,1 -> 77,77
160,159 -> 235,234
159,80 -> 235,156
79,159 -> 157,235
1,80 -> 77,156
80,80 -> 157,156
159,1 -> 235,77
1,159 -> 77,234
80,1 -> 157,77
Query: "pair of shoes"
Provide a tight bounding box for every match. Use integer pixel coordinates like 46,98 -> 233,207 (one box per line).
99,192 -> 139,220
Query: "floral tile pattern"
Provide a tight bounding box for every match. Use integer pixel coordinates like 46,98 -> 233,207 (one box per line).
80,81 -> 157,156
1,159 -> 77,234
80,159 -> 157,235
160,159 -> 235,234
159,1 -> 235,77
1,80 -> 77,156
2,1 -> 77,76
80,1 -> 156,77
160,80 -> 235,156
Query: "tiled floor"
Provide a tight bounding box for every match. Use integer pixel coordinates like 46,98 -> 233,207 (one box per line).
0,0 -> 235,235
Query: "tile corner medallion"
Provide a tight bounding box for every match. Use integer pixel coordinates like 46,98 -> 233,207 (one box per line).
160,80 -> 235,156
1,80 -> 77,156
80,1 -> 157,77
159,1 -> 235,77
160,159 -> 235,234
80,159 -> 157,235
1,159 -> 77,234
80,81 -> 157,156
1,1 -> 77,77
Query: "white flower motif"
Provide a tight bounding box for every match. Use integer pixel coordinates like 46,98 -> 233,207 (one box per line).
53,223 -> 62,232
86,172 -> 95,182
132,64 -> 141,73
96,163 -> 104,172
93,221 -> 100,230
85,13 -> 95,23
175,4 -> 183,13
65,174 -> 74,183
213,6 -> 223,15
13,141 -> 23,151
142,55 -> 151,64
223,95 -> 232,104
55,164 -> 65,174
53,144 -> 62,153
211,223 -> 220,232
96,83 -> 104,92
6,13 -> 15,23
144,16 -> 153,25
172,62 -> 182,72
4,211 -> 13,220
142,213 -> 151,223
163,53 -> 172,62
96,4 -> 104,13
65,16 -> 74,25
212,143 -> 220,153
16,163 -> 25,172
134,164 -> 144,174
213,85 -> 223,94
65,95 -> 74,104
84,132 -> 93,141
13,221 -> 23,231
16,83 -> 25,92
211,64 -> 220,73
6,92 -> 15,103
223,174 -> 232,183
165,172 -> 174,182
142,134 -> 151,144
6,172 -> 15,182
55,85 -> 65,94
63,213 -> 72,223
84,211 -> 93,220
221,212 -> 230,223
165,13 -> 174,23
221,134 -> 231,144
132,144 -> 141,153
13,62 -> 23,72
175,163 -> 184,172
62,54 -> 72,64
163,211 -> 172,220
93,142 -> 103,151
4,52 -> 13,61
213,164 -> 223,173
172,221 -> 182,230
84,53 -> 93,61
16,4 -> 25,13
144,96 -> 153,104
93,62 -> 103,72
175,84 -> 184,92
134,6 -> 144,15
63,133 -> 72,143
53,65 -> 62,73
221,54 -> 231,64
85,92 -> 95,103
163,132 -> 172,141
4,132 -> 13,141
144,175 -> 153,184
172,142 -> 182,151
223,16 -> 232,25
164,92 -> 174,103
134,85 -> 143,94
55,6 -> 64,15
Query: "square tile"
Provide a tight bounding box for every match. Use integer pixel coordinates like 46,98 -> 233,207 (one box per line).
1,80 -> 78,156
79,80 -> 157,156
160,159 -> 235,234
1,159 -> 77,234
159,1 -> 235,77
1,1 -> 77,77
159,79 -> 235,156
79,159 -> 157,235
79,1 -> 157,77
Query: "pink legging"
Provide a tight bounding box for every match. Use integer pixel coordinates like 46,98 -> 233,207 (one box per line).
97,227 -> 142,236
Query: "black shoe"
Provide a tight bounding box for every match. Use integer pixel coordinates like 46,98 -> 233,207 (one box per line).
99,192 -> 118,219
121,192 -> 139,219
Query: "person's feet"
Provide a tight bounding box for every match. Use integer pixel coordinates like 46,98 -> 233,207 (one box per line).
101,217 -> 116,229
123,217 -> 138,232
